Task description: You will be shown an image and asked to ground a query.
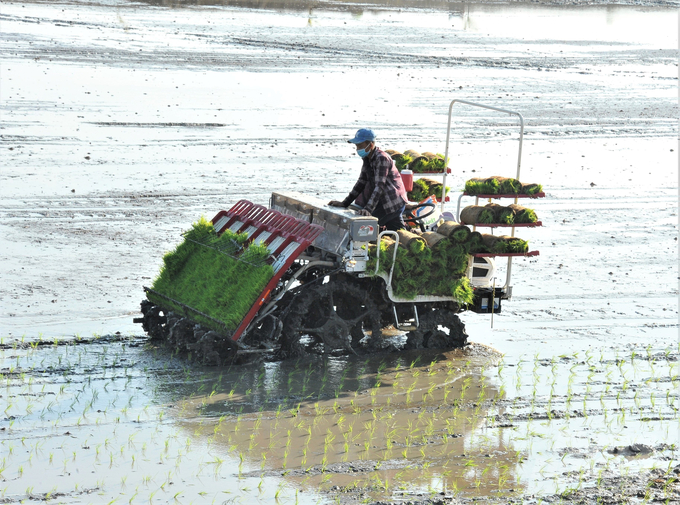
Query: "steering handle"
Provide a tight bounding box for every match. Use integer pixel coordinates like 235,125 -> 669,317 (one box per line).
403,201 -> 437,224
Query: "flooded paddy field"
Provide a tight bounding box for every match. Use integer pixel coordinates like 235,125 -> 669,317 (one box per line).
2,336 -> 678,503
0,0 -> 678,502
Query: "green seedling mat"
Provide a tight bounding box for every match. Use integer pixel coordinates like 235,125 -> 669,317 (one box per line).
148,217 -> 274,333
368,238 -> 474,303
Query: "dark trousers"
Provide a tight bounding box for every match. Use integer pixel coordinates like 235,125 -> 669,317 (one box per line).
373,202 -> 406,232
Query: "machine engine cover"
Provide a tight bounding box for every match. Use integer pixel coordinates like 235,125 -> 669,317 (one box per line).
271,191 -> 378,256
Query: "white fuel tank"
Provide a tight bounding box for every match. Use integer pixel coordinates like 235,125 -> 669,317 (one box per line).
468,256 -> 496,288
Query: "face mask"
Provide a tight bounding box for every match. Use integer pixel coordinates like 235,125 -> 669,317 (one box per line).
357,146 -> 371,158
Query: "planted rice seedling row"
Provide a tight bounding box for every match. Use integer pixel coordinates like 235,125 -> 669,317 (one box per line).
3,338 -> 677,503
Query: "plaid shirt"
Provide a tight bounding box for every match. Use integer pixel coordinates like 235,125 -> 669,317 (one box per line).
342,147 -> 408,214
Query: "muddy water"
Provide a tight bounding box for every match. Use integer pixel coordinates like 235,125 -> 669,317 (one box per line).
175,348 -> 511,498
2,336 -> 677,503
1,0 -> 678,502
1,338 -> 506,503
0,337 -> 304,503
151,342 -> 680,501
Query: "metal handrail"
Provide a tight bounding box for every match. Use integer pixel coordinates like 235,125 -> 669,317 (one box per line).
373,230 -> 400,284
372,230 -> 456,304
443,100 -> 525,207
442,99 -> 525,291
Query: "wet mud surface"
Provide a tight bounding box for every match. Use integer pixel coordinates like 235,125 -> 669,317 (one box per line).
0,0 -> 678,502
1,336 -> 678,504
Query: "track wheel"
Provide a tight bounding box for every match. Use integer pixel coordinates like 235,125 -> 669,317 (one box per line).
280,280 -> 381,357
405,308 -> 468,350
141,300 -> 167,340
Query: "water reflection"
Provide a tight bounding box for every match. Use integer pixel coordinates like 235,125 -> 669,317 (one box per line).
138,0 -> 471,13
164,348 -> 527,499
163,350 -> 485,415
124,0 -> 675,48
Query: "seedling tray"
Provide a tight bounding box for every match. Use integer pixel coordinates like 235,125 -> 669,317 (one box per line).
471,251 -> 540,258
463,192 -> 546,199
472,222 -> 543,228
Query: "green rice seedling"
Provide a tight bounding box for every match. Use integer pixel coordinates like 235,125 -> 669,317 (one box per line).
393,154 -> 413,171
149,218 -> 274,333
461,377 -> 471,400
465,178 -> 500,195
463,458 -> 477,468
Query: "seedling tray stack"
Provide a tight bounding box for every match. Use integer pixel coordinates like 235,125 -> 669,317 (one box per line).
146,200 -> 323,340
440,100 -> 546,302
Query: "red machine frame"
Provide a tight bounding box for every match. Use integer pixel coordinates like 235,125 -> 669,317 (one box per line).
211,200 -> 323,342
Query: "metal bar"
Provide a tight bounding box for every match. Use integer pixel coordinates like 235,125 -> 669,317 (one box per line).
445,99 -> 525,180
260,209 -> 281,227
252,259 -> 337,328
212,200 -> 255,234
183,236 -> 267,268
442,102 -> 455,214
456,193 -> 465,222
471,251 -> 539,257
230,200 -> 254,216
470,222 -> 542,228
244,204 -> 269,223
462,192 -> 545,199
266,212 -> 288,230
374,230 -> 460,304
444,99 -> 525,291
373,230 -> 400,281
490,278 -> 496,328
506,256 -> 513,293
375,272 -> 457,303
391,304 -> 420,332
144,287 -> 232,334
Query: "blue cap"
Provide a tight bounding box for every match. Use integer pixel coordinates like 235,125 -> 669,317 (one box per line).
347,128 -> 376,144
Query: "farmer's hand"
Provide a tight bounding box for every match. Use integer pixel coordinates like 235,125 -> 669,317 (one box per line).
358,209 -> 372,217
328,200 -> 346,207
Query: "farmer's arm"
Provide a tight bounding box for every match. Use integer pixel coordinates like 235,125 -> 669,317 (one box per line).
340,166 -> 368,207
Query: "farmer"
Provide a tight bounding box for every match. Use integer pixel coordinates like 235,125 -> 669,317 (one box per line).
328,128 -> 408,232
